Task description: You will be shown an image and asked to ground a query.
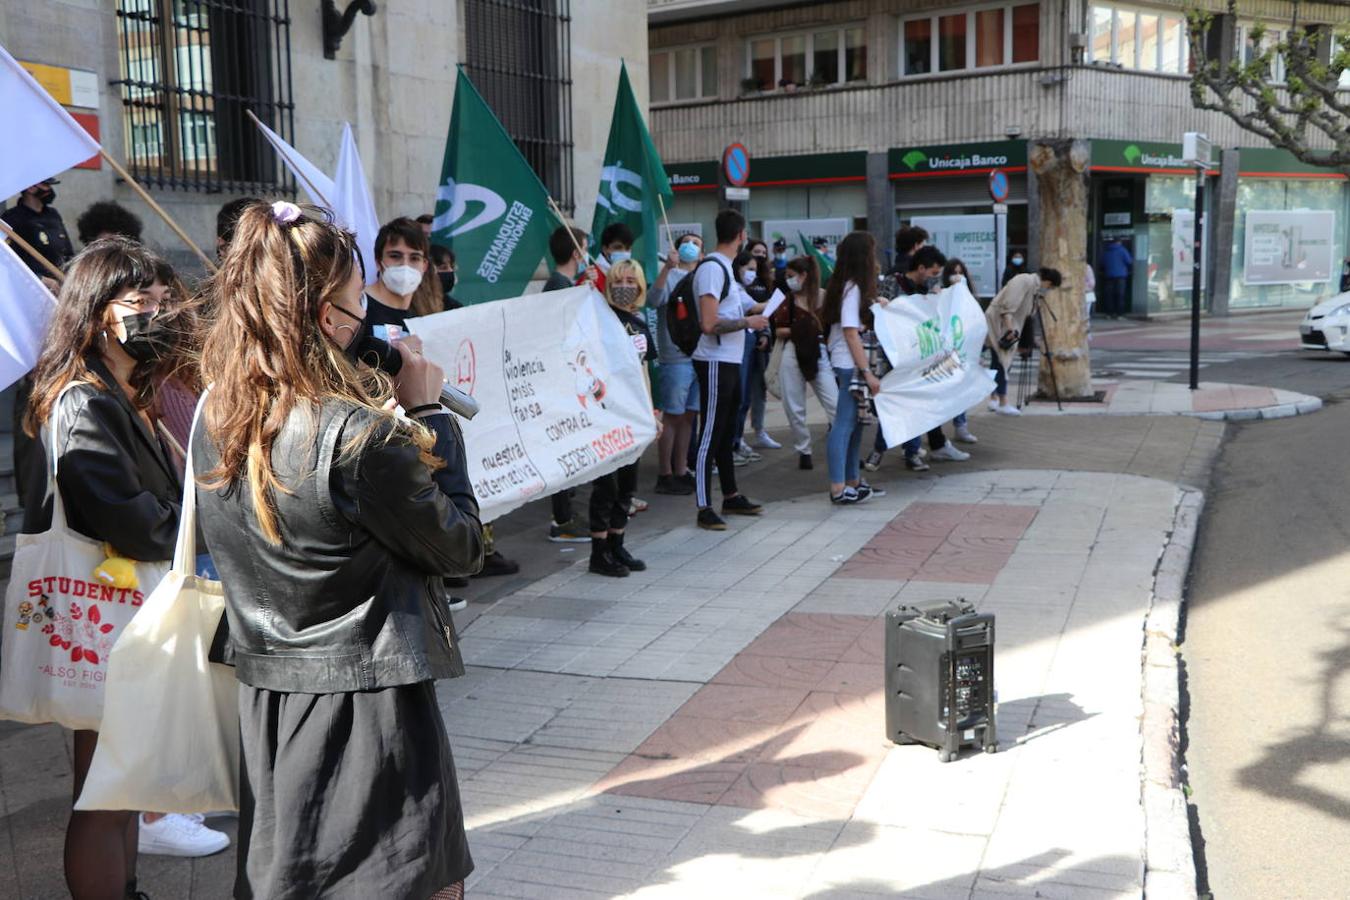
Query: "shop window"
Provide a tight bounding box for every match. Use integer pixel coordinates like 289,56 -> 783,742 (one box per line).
901,3 -> 1040,76
1089,4 -> 1189,74
652,44 -> 719,104
745,25 -> 868,92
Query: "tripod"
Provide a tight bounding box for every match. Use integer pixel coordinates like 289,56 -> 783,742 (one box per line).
1016,297 -> 1063,412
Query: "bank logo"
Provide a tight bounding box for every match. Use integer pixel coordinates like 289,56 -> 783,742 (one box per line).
432,178 -> 507,237
1123,144 -> 1143,165
596,163 -> 644,215
902,149 -> 927,171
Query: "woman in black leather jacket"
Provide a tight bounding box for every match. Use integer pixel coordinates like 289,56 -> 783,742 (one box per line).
193,202 -> 483,900
21,238 -> 182,900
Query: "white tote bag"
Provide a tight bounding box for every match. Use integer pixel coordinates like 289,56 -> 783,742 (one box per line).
0,392 -> 169,732
76,400 -> 239,813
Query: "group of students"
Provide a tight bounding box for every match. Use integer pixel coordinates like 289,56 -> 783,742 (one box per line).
537,210 -> 1066,577
5,189 -> 495,899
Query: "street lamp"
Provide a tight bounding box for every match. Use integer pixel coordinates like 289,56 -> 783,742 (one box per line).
1182,132 -> 1212,391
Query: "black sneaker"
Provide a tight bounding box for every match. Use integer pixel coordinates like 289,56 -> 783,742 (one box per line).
831,487 -> 861,505
589,548 -> 630,578
863,450 -> 884,472
697,507 -> 728,531
548,518 -> 591,543
654,475 -> 683,495
799,453 -> 814,470
856,482 -> 886,502
677,472 -> 696,491
443,575 -> 470,589
473,551 -> 520,578
905,454 -> 930,473
722,495 -> 764,516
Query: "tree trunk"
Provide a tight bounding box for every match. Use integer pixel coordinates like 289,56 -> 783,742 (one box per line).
1030,140 -> 1094,400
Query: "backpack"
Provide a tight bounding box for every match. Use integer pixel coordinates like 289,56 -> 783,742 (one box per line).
666,258 -> 729,357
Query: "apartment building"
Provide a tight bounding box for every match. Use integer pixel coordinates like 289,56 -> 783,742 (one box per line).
649,0 -> 1350,315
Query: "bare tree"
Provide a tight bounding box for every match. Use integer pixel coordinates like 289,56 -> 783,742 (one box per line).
1188,1 -> 1350,169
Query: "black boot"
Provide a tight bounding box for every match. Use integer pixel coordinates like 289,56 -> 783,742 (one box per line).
589,538 -> 630,577
609,532 -> 646,572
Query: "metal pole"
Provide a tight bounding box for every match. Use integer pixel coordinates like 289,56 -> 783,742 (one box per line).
1189,166 -> 1204,390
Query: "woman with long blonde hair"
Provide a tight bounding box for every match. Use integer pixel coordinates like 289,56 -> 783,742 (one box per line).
194,201 -> 482,899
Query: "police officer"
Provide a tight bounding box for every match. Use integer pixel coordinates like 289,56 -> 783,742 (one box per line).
2,179 -> 75,275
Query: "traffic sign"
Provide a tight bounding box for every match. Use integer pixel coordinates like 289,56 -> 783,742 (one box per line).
723,143 -> 751,187
988,169 -> 1010,203
725,186 -> 750,201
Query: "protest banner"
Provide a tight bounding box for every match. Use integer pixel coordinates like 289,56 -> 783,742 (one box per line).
870,281 -> 996,448
0,239 -> 58,392
408,286 -> 658,523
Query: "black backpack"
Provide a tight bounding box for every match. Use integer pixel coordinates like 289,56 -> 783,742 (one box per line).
666,258 -> 729,357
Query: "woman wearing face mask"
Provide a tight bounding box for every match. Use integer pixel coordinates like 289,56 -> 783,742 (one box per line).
195,202 -> 481,900
431,245 -> 462,310
1001,250 -> 1027,287
733,250 -> 778,459
21,238 -> 188,899
770,256 -> 837,469
587,260 -> 659,577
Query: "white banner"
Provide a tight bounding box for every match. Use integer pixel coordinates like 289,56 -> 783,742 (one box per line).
409,287 -> 658,523
910,214 -> 999,297
870,282 -> 996,448
1171,209 -> 1209,292
1243,209 -> 1336,285
761,218 -> 850,259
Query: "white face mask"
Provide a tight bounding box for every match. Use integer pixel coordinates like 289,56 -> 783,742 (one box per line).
740,269 -> 758,287
380,264 -> 423,296
786,276 -> 803,292
949,273 -> 965,284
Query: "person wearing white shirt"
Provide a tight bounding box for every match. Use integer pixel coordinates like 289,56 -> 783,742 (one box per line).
821,232 -> 885,505
691,209 -> 769,531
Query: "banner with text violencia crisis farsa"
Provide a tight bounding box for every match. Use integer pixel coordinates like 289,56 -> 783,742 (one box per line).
409,286 -> 658,524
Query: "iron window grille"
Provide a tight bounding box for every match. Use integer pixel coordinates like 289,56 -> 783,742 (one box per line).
112,0 -> 296,194
464,0 -> 575,212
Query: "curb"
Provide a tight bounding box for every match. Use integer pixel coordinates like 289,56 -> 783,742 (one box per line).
1141,489 -> 1204,899
1192,396 -> 1322,422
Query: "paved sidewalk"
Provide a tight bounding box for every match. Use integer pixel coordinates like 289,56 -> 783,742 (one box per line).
445,470 -> 1185,898
1015,379 -> 1321,421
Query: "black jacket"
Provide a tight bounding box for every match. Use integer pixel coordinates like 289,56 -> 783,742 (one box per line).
21,358 -> 182,562
192,400 -> 484,693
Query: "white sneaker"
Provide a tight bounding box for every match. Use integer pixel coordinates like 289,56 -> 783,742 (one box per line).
994,405 -> 1022,416
446,596 -> 468,612
987,400 -> 999,412
930,444 -> 971,462
954,425 -> 978,444
138,813 -> 230,858
752,430 -> 782,449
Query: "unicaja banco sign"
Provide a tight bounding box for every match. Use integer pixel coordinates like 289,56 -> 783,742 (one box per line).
1123,144 -> 1187,168
890,141 -> 1027,177
904,150 -> 1009,172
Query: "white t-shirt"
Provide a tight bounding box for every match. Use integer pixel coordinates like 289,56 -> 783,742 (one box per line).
826,281 -> 862,370
691,252 -> 746,364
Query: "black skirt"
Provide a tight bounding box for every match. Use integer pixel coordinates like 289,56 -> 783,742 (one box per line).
235,680 -> 473,899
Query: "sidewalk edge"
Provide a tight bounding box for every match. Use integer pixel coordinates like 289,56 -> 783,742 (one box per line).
1141,488 -> 1204,900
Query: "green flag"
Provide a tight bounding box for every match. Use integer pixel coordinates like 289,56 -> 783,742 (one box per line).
430,70 -> 556,304
590,62 -> 674,278
801,232 -> 835,282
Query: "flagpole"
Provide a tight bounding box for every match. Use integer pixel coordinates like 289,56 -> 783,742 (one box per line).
0,220 -> 64,281
99,149 -> 217,273
545,195 -> 591,264
656,193 -> 675,255
244,110 -> 334,208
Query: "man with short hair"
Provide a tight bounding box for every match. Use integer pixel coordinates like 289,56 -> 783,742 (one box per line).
76,200 -> 143,246
2,180 -> 74,275
648,232 -> 703,495
891,224 -> 929,278
691,209 -> 768,531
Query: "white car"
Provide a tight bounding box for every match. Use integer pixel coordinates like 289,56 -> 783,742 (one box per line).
1300,292 -> 1350,354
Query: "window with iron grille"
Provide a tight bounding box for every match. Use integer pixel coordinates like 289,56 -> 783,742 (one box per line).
464,0 -> 575,212
112,0 -> 295,194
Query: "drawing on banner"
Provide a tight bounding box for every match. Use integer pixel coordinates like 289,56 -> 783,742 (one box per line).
409,287 -> 657,523
761,218 -> 849,260
1243,210 -> 1335,285
869,281 -> 996,447
909,215 -> 998,297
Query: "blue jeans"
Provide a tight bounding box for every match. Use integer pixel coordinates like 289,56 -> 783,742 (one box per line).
736,336 -> 767,438
827,367 -> 862,485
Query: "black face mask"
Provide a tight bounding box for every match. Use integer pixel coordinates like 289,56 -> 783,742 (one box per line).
330,303 -> 378,363
116,312 -> 170,363
36,185 -> 56,205
438,271 -> 456,294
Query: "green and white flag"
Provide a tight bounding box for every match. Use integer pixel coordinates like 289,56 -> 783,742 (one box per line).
800,232 -> 835,282
590,62 -> 673,277
431,70 -> 556,304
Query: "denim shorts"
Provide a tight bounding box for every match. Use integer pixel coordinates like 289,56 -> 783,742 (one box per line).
656,360 -> 700,414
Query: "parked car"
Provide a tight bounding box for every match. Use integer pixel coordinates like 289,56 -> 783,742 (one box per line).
1300,292 -> 1350,355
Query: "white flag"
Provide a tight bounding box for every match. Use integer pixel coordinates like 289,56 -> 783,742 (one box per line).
333,124 -> 380,285
251,115 -> 335,208
0,43 -> 101,200
0,238 -> 58,391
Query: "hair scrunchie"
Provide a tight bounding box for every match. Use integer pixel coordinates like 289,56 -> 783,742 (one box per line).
270,200 -> 302,225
